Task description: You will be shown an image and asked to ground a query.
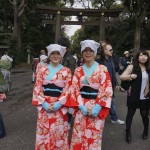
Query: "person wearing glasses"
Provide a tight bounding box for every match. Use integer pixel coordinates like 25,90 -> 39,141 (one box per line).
70,40 -> 113,150
99,42 -> 125,125
32,44 -> 72,150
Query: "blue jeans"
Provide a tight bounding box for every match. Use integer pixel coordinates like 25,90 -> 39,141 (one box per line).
109,96 -> 118,121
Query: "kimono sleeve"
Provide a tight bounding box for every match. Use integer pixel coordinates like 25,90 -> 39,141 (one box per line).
57,68 -> 72,106
32,67 -> 46,106
96,65 -> 113,119
67,67 -> 84,108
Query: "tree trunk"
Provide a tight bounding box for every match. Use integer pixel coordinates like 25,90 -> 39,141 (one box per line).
13,0 -> 21,54
13,0 -> 18,38
133,3 -> 148,55
10,0 -> 25,57
133,18 -> 142,55
17,19 -> 22,56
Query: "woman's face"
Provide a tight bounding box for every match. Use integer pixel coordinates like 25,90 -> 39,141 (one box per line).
49,51 -> 61,65
138,53 -> 148,64
82,47 -> 95,63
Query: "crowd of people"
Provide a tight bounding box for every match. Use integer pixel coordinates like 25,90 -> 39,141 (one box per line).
31,37 -> 150,150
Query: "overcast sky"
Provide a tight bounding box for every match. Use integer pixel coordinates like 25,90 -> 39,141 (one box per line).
64,2 -> 85,37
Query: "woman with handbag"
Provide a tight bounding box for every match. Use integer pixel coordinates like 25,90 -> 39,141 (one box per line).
32,44 -> 72,150
69,40 -> 113,150
120,51 -> 150,143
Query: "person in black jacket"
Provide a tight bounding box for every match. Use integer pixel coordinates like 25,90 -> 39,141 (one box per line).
57,37 -> 76,75
99,42 -> 125,125
120,51 -> 150,143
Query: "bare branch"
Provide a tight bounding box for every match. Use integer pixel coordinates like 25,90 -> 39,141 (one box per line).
18,8 -> 25,18
18,0 -> 25,12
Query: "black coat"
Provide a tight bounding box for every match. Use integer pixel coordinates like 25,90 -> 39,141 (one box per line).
127,68 -> 150,109
61,51 -> 76,75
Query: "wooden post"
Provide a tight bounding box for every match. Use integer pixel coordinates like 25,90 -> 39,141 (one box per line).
55,11 -> 61,43
99,12 -> 105,41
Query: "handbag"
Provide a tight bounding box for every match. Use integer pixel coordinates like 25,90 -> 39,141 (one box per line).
120,65 -> 133,91
120,80 -> 132,91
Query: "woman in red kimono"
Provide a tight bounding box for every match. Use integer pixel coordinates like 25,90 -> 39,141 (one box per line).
32,44 -> 72,150
70,40 -> 113,150
35,54 -> 48,76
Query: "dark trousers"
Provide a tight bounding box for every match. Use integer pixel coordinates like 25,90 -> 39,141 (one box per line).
126,108 -> 149,132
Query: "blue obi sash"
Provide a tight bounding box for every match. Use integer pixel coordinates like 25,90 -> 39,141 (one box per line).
80,86 -> 98,99
43,83 -> 63,97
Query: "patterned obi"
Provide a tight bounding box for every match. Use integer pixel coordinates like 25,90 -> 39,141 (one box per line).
43,83 -> 63,97
80,86 -> 98,99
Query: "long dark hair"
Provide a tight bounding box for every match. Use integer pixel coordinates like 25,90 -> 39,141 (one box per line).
133,50 -> 150,72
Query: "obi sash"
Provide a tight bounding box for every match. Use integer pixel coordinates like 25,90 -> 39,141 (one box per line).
80,85 -> 98,99
43,83 -> 63,97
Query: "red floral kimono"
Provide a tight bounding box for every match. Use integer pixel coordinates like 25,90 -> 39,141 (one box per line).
70,63 -> 113,150
32,64 -> 72,150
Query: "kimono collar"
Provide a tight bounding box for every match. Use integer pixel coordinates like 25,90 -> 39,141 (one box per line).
83,61 -> 98,78
46,63 -> 63,80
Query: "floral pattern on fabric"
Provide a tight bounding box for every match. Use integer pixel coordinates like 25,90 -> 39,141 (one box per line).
70,64 -> 113,150
32,65 -> 72,150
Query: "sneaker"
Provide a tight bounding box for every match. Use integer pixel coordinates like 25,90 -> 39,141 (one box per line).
111,119 -> 125,125
0,99 -> 3,102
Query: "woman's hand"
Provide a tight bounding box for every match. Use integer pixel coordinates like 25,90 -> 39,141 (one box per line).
53,101 -> 62,111
78,105 -> 88,115
92,104 -> 102,117
130,74 -> 137,79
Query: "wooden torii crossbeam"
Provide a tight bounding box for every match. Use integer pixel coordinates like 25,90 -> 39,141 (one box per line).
37,4 -> 123,42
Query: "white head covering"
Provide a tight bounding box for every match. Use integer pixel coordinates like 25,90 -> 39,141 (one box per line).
80,40 -> 100,56
40,55 -> 48,62
46,44 -> 66,57
124,51 -> 130,55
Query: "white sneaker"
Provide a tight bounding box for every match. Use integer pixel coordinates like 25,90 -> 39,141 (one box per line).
111,119 -> 125,125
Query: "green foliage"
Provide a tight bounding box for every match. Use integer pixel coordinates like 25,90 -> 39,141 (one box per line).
71,16 -> 150,57
105,19 -> 135,56
1,0 -> 150,62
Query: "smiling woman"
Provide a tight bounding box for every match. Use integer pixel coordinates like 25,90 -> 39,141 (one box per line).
69,39 -> 113,150
32,44 -> 72,150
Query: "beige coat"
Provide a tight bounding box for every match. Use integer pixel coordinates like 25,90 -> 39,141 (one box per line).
120,65 -> 149,97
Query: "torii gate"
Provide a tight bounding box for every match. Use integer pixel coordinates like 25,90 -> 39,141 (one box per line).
37,5 -> 123,42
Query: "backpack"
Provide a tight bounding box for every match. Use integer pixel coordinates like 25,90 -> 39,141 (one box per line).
0,60 -> 12,70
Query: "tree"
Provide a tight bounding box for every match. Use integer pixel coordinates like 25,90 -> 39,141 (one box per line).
9,0 -> 26,56
123,0 -> 150,54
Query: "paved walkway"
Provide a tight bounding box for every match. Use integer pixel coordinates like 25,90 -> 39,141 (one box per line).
0,63 -> 150,150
